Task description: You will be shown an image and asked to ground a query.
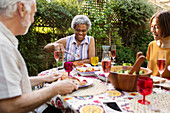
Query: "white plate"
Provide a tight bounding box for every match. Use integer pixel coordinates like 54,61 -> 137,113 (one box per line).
83,63 -> 92,67
151,76 -> 170,89
74,63 -> 91,67
38,68 -> 59,76
151,76 -> 167,84
77,76 -> 94,88
44,76 -> 93,88
74,66 -> 101,76
153,80 -> 170,90
38,68 -> 77,76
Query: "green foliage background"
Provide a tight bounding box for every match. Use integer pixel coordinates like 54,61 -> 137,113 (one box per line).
17,0 -> 155,76
17,0 -> 80,76
80,0 -> 154,65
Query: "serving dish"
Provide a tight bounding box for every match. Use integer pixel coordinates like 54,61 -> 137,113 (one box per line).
108,66 -> 152,92
74,66 -> 101,76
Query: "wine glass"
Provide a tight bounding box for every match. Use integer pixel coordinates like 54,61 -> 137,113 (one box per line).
111,45 -> 116,63
102,51 -> 111,85
64,62 -> 73,76
137,77 -> 153,105
157,50 -> 166,87
54,46 -> 60,71
91,56 -> 99,66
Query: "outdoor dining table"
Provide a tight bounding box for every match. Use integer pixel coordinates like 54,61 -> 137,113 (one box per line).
36,67 -> 170,113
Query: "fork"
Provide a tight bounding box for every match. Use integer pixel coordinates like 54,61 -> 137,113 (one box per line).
65,51 -> 80,58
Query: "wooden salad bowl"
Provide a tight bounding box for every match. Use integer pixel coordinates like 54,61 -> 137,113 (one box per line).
108,66 -> 152,92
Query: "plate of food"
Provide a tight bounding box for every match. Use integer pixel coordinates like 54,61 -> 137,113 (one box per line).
43,76 -> 93,88
74,66 -> 101,76
154,81 -> 170,90
38,68 -> 68,76
59,76 -> 93,88
151,76 -> 170,89
73,62 -> 91,67
151,76 -> 167,84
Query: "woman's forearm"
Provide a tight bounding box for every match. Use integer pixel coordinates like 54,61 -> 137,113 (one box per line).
44,43 -> 55,53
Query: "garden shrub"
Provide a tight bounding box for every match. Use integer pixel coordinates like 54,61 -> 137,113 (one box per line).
17,0 -> 80,76
111,0 -> 155,46
80,0 -> 155,67
17,0 -> 155,76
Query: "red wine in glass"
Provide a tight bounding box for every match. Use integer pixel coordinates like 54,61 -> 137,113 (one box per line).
102,60 -> 111,86
111,45 -> 116,64
64,62 -> 73,76
102,51 -> 111,100
102,60 -> 111,74
157,59 -> 165,73
54,51 -> 60,71
111,50 -> 116,59
54,51 -> 60,62
157,50 -> 166,89
137,77 -> 153,105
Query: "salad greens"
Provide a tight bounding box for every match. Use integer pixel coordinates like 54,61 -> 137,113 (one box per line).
117,69 -> 144,75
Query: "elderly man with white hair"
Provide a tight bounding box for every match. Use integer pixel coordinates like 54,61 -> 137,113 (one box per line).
44,15 -> 95,64
0,0 -> 77,113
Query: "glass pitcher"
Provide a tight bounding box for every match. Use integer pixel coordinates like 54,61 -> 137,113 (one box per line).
102,45 -> 110,51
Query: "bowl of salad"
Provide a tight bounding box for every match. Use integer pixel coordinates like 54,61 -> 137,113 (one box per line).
108,66 -> 152,92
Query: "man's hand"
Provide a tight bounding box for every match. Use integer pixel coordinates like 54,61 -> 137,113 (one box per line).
52,80 -> 78,95
41,73 -> 62,83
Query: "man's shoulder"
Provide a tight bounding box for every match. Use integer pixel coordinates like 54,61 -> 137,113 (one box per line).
0,32 -> 9,45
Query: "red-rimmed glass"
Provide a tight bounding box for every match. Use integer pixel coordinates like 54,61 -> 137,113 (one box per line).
64,62 -> 73,76
137,77 -> 153,105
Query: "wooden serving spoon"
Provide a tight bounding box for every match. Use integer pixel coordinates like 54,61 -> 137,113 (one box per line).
136,52 -> 143,74
129,55 -> 145,74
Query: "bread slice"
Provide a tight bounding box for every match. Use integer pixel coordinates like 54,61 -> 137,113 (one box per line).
152,76 -> 166,84
61,76 -> 87,87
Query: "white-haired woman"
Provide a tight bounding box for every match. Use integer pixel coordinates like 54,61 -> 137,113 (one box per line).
44,15 -> 95,64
